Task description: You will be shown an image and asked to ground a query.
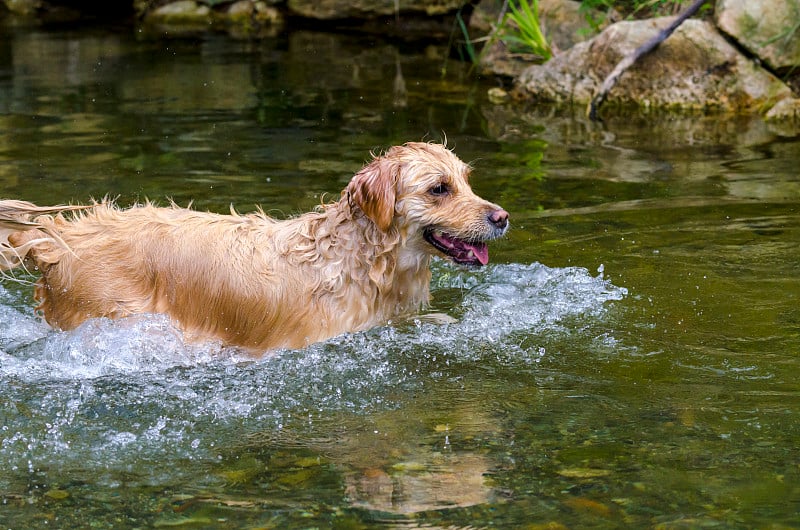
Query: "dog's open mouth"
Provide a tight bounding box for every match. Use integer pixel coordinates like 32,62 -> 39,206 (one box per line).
423,229 -> 489,266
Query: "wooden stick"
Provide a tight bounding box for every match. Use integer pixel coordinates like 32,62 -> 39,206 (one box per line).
587,0 -> 709,121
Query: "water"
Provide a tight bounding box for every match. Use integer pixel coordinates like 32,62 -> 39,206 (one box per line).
1,22 -> 800,529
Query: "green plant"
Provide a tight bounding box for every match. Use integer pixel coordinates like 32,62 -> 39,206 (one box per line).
455,9 -> 477,63
442,5 -> 478,75
443,0 -> 552,76
502,0 -> 552,60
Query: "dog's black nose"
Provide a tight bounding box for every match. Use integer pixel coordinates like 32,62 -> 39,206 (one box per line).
488,209 -> 509,230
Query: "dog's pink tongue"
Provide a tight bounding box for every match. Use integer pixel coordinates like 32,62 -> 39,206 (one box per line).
433,231 -> 490,266
467,241 -> 489,265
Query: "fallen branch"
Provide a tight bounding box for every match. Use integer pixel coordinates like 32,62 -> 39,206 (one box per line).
587,0 -> 709,121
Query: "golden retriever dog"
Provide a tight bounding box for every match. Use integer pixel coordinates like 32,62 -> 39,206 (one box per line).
0,142 -> 508,355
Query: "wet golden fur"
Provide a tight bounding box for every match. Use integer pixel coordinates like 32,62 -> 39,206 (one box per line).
0,142 -> 507,355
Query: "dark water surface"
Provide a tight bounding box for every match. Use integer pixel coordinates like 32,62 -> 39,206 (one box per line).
1,23 -> 800,529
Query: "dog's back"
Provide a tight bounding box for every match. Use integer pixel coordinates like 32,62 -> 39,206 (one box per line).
4,202 -> 321,350
0,199 -> 428,353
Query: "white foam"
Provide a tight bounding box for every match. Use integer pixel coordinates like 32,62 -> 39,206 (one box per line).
408,261 -> 628,363
0,262 -> 626,381
0,313 -> 233,382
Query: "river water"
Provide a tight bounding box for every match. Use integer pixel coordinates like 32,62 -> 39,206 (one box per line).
1,22 -> 799,529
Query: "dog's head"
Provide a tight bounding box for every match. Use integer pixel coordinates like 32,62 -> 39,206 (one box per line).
346,142 -> 508,266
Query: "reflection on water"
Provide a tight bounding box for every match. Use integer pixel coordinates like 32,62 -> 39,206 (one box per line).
1,20 -> 800,529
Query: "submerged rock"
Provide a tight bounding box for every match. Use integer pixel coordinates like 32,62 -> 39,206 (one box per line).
513,17 -> 794,112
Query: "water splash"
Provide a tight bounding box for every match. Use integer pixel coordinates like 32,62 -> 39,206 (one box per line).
2,314 -> 230,382
0,262 -> 626,481
416,261 -> 628,363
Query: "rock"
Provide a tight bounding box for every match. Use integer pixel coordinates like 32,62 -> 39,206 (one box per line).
227,0 -> 257,20
478,42 -> 532,78
539,0 -> 619,53
287,0 -> 465,20
715,0 -> 800,72
766,97 -> 800,120
44,488 -> 70,500
147,1 -> 211,25
488,86 -> 510,104
514,17 -> 794,112
139,0 -> 283,37
220,0 -> 283,37
765,98 -> 800,136
563,497 -> 613,517
2,0 -> 40,16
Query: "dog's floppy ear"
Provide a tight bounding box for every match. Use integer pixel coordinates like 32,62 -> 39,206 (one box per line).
346,157 -> 397,232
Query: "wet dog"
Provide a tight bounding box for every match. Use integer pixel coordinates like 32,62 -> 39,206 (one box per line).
0,142 -> 508,355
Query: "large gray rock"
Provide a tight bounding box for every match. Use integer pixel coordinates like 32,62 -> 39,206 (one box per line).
286,0 -> 466,19
514,17 -> 794,112
716,0 -> 800,72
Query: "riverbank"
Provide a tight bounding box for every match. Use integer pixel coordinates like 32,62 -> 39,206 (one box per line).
2,0 -> 798,121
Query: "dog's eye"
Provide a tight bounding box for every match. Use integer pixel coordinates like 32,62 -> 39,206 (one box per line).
429,183 -> 450,196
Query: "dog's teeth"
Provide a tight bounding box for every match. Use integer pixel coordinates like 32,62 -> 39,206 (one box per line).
468,250 -> 475,259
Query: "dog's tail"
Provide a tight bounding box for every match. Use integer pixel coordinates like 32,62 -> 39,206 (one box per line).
0,200 -> 88,272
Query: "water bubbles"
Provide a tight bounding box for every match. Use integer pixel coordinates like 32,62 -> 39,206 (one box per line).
107,431 -> 138,448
